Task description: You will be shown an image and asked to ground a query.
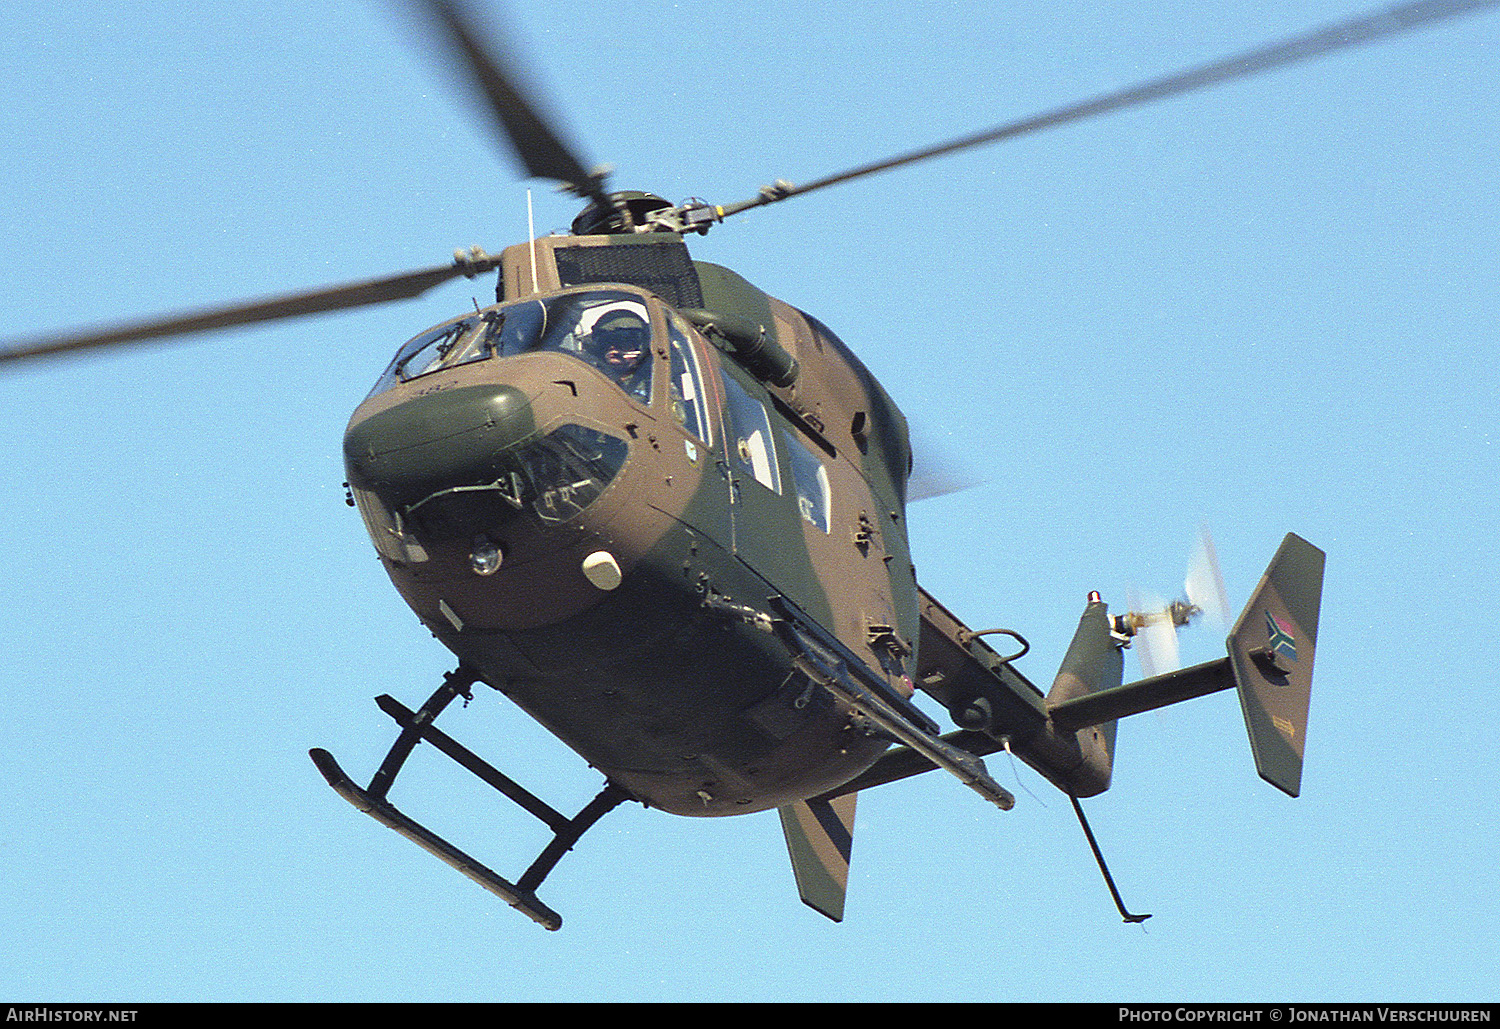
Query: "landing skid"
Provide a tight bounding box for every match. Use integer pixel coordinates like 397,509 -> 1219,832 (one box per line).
310,665 -> 630,931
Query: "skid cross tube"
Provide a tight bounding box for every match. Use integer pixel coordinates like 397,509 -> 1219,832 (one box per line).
368,665 -> 480,800
310,665 -> 631,931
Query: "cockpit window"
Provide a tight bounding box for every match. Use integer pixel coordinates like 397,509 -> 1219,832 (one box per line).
368,290 -> 655,402
532,292 -> 653,402
367,308 -> 535,397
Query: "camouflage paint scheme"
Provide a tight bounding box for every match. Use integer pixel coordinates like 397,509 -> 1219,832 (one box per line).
339,233 -> 1323,923
344,234 -> 917,817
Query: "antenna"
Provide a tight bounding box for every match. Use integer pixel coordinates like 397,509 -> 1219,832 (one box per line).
527,189 -> 540,294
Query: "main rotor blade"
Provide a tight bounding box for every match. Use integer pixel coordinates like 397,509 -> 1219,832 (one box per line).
0,254 -> 500,368
907,422 -> 984,503
418,1 -> 609,205
719,0 -> 1499,218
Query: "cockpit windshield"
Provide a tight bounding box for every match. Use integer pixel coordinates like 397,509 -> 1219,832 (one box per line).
367,290 -> 654,401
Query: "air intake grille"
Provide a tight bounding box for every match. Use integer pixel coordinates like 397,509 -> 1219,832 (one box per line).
554,241 -> 705,309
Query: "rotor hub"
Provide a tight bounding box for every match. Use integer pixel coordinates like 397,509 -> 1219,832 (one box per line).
570,191 -> 677,235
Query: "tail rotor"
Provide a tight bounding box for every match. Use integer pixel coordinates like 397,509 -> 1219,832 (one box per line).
1185,526 -> 1231,628
1120,526 -> 1230,678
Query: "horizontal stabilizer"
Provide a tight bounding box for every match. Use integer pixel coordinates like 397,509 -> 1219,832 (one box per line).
779,794 -> 857,922
1228,532 -> 1325,797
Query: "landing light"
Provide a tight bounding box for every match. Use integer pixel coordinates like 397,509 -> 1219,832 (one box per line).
470,538 -> 503,576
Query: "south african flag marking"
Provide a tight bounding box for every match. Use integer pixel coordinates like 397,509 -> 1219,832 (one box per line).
1265,610 -> 1298,664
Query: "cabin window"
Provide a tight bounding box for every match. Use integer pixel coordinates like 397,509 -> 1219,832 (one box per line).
721,372 -> 781,495
667,317 -> 711,445
781,428 -> 832,533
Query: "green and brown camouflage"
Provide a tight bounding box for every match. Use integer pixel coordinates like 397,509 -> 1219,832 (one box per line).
339,229 -> 1325,926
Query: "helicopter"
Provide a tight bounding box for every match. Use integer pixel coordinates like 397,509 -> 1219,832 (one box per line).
8,0 -> 1487,933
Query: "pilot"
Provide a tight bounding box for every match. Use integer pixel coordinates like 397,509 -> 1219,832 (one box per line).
588,309 -> 652,401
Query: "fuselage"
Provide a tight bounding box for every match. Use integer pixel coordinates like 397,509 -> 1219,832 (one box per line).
343,234 -> 918,816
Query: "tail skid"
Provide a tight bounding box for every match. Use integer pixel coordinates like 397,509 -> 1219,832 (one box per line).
778,794 -> 857,922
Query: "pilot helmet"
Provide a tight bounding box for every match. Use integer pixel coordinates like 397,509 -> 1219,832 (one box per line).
589,309 -> 649,369
592,309 -> 648,345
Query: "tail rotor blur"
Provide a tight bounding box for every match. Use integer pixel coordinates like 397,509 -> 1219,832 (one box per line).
1185,526 -> 1231,629
1120,527 -> 1230,679
1125,590 -> 1181,679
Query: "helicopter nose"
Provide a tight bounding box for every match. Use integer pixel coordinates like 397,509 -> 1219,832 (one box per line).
343,383 -> 536,517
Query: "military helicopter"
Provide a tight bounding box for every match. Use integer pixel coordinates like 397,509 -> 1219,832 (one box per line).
8,0 -> 1485,932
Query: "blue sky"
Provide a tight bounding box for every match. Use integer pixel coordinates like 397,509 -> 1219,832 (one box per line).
1,0 -> 1497,1003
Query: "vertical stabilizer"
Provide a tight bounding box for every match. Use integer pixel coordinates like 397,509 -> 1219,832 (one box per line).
1043,594 -> 1125,796
1227,533 -> 1325,797
778,794 -> 857,922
